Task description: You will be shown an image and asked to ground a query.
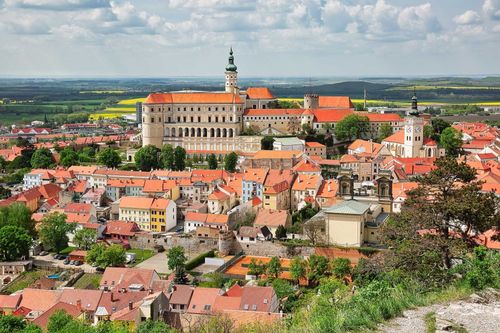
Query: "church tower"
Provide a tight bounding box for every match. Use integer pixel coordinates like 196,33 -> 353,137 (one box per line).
225,47 -> 238,94
411,87 -> 418,113
403,117 -> 424,158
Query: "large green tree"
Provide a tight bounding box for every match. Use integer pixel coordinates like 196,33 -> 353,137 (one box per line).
431,118 -> 450,134
97,148 -> 121,168
86,243 -> 126,268
306,255 -> 329,285
0,226 -> 32,261
334,114 -> 370,142
267,256 -> 282,279
38,213 -> 75,252
290,256 -> 306,284
377,122 -> 393,142
173,146 -> 186,171
0,203 -> 36,236
167,246 -> 188,284
136,320 -> 176,333
60,147 -> 79,167
440,127 -> 463,156
261,136 -> 274,150
31,147 -> 54,168
73,228 -> 97,250
160,144 -> 175,170
382,157 -> 500,284
207,154 -> 218,170
134,145 -> 160,171
0,315 -> 42,333
224,152 -> 238,172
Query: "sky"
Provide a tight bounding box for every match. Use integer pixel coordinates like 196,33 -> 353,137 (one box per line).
0,0 -> 499,77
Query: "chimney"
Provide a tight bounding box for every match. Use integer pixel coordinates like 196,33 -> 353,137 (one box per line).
128,301 -> 133,310
76,299 -> 82,311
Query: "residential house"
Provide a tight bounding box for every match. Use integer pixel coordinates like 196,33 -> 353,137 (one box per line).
304,141 -> 326,158
184,212 -> 229,233
237,226 -> 272,243
106,179 -> 145,202
150,198 -> 177,232
103,221 -> 140,245
272,137 -> 305,151
253,208 -> 291,237
291,174 -> 322,210
119,197 -> 154,231
262,169 -> 295,211
242,168 -> 268,203
207,184 -> 236,214
99,267 -> 161,291
143,179 -> 180,200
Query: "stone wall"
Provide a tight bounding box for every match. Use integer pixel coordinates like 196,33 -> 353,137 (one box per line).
232,239 -> 315,258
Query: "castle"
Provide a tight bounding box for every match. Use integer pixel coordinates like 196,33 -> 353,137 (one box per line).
141,49 -> 272,152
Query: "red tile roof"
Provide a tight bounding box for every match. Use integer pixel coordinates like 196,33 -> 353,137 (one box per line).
312,109 -> 353,122
32,302 -> 82,330
318,96 -> 354,109
187,287 -> 222,314
144,92 -> 243,104
382,130 -> 405,144
243,108 -> 305,117
254,209 -> 289,228
105,221 -> 140,236
246,87 -> 274,99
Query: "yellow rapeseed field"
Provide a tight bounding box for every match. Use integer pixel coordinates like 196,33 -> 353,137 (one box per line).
118,98 -> 146,105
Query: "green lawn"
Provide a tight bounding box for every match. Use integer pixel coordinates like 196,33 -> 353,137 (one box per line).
71,273 -> 101,290
127,249 -> 155,265
2,270 -> 52,294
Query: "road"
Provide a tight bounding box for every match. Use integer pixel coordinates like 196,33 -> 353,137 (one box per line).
33,255 -> 96,273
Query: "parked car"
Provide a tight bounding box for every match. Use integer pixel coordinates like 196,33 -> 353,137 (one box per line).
74,261 -> 83,266
95,267 -> 105,272
69,260 -> 76,265
53,254 -> 60,259
63,258 -> 70,265
39,251 -> 49,256
58,255 -> 68,260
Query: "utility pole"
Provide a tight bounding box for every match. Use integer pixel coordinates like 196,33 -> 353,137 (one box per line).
363,88 -> 367,111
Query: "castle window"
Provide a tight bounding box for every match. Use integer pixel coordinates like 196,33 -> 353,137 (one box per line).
222,107 -> 225,111
191,107 -> 193,111
142,117 -> 145,122
168,117 -> 171,122
177,108 -> 180,111
183,107 -> 186,111
198,117 -> 201,122
198,107 -> 201,111
208,107 -> 211,111
215,107 -> 218,111
151,117 -> 154,123
177,117 -> 180,122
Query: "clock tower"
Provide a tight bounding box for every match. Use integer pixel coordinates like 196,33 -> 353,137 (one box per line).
403,117 -> 424,158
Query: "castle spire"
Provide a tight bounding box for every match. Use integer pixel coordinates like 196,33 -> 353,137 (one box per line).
411,86 -> 418,113
226,47 -> 237,72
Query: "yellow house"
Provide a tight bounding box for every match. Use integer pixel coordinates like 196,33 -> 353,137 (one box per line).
150,198 -> 177,232
119,196 -> 154,231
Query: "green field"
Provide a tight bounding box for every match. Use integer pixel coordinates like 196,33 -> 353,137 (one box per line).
127,248 -> 155,266
2,270 -> 52,294
72,273 -> 101,289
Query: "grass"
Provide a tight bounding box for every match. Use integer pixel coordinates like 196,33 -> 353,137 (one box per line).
127,248 -> 155,265
424,311 -> 436,333
71,273 -> 102,289
2,270 -> 52,294
59,246 -> 76,255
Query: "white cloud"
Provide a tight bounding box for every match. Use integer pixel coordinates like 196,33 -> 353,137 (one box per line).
5,0 -> 109,11
483,0 -> 500,20
454,10 -> 481,25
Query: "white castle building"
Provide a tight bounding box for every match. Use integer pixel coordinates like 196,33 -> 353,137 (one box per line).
141,49 -> 275,152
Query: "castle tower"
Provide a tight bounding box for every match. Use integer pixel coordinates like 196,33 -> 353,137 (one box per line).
303,94 -> 319,109
403,117 -> 424,158
411,87 -> 418,111
225,47 -> 238,94
142,104 -> 164,148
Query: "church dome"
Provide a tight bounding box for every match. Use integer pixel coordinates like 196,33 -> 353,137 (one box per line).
225,48 -> 237,72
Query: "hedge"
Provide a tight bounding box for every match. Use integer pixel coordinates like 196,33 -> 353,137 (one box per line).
185,250 -> 215,271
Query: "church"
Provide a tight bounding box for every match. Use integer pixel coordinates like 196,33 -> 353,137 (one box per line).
141,49 -> 275,152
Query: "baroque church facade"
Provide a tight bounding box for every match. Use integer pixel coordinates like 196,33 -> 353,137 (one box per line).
141,49 -> 274,152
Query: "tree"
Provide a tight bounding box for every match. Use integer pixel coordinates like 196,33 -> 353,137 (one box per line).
275,225 -> 287,239
302,123 -> 315,135
134,145 -> 160,171
0,187 -> 11,200
377,123 -> 393,142
224,152 -> 238,172
160,144 -> 175,170
303,219 -> 324,245
73,228 -> 97,250
97,148 -> 121,168
431,118 -> 450,134
307,255 -> 329,285
167,246 -> 187,271
0,156 -> 6,172
423,124 -> 434,139
290,257 -> 305,284
440,127 -> 463,156
207,154 -> 218,170
0,203 -> 36,236
38,213 -> 75,252
0,226 -> 32,261
60,147 -> 79,167
248,258 -> 266,279
86,243 -> 126,268
136,320 -> 176,333
382,157 -> 500,284
0,314 -> 41,333
173,146 -> 186,171
47,310 -> 73,333
334,114 -> 370,142
267,256 -> 282,279
261,136 -> 274,150
31,147 -> 53,168
331,258 -> 352,280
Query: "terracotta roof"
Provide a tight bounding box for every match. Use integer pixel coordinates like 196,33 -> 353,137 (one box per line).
305,141 -> 325,148
169,285 -> 194,305
292,174 -> 321,191
19,289 -> 61,312
119,196 -> 154,210
37,184 -> 61,199
246,87 -> 274,99
312,109 -> 353,122
208,190 -> 229,201
423,138 -> 438,146
243,168 -> 269,183
105,221 -> 140,236
382,130 -> 405,144
150,198 -> 171,210
144,92 -> 243,104
239,286 -> 276,312
213,294 -> 241,312
254,209 -> 289,228
392,182 -> 419,199
32,302 -> 82,330
100,267 -> 156,290
107,179 -> 145,188
143,179 -> 177,192
251,150 -> 303,160
0,294 -> 21,309
318,96 -> 354,109
64,203 -> 93,214
293,159 -> 321,173
361,112 -> 403,122
65,213 -> 92,224
348,139 -> 384,155
317,179 -> 338,198
59,289 -> 103,312
185,212 -> 228,224
238,226 -> 260,238
187,287 -> 222,314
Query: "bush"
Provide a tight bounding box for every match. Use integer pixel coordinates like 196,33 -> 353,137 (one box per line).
185,250 -> 215,271
453,246 -> 500,290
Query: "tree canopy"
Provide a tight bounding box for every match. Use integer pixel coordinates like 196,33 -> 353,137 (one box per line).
207,154 -> 218,170
86,243 -> 126,268
38,212 -> 75,252
59,147 -> 79,167
160,144 -> 175,170
377,122 -> 393,142
0,226 -> 32,261
334,114 -> 370,142
134,145 -> 160,171
97,148 -> 121,168
73,228 -> 97,250
31,147 -> 54,168
173,146 -> 186,171
224,152 -> 238,172
440,127 -> 463,156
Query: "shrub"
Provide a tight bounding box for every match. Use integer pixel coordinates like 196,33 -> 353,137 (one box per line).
185,250 -> 215,271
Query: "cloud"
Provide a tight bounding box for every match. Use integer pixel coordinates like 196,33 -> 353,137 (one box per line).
483,0 -> 500,20
454,10 -> 481,25
5,0 -> 109,11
